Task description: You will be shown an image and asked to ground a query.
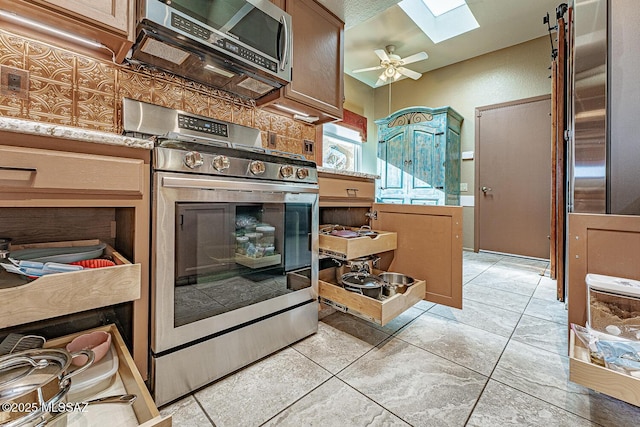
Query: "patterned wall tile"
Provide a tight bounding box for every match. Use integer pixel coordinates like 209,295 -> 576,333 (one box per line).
76,90 -> 116,131
232,102 -> 254,127
76,56 -> 116,93
209,96 -> 233,122
0,30 -> 317,158
0,32 -> 26,68
117,69 -> 153,104
27,79 -> 73,121
182,87 -> 210,117
254,110 -> 271,132
151,78 -> 183,110
26,42 -> 74,84
270,113 -> 288,135
0,96 -> 24,118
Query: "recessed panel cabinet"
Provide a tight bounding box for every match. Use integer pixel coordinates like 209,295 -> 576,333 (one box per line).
0,0 -> 134,62
318,172 -> 463,325
263,0 -> 344,123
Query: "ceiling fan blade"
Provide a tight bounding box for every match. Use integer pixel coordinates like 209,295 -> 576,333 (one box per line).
352,65 -> 384,73
399,52 -> 428,66
374,49 -> 389,62
397,67 -> 422,80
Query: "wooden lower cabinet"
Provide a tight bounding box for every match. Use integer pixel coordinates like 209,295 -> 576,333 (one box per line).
0,137 -> 151,380
45,324 -> 171,426
318,267 -> 426,326
567,213 -> 640,406
317,203 -> 462,321
569,330 -> 640,407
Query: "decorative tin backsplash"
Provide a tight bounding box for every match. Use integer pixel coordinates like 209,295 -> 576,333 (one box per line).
0,30 -> 315,158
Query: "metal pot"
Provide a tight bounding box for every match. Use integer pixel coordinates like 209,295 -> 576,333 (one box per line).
378,272 -> 415,296
334,255 -> 380,278
0,348 -> 94,427
340,272 -> 384,299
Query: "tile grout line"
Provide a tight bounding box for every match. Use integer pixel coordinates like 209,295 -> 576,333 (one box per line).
461,261 -> 544,425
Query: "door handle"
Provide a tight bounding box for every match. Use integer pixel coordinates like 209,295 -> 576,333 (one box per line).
481,186 -> 492,193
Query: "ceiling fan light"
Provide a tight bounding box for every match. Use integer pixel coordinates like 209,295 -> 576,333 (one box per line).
384,67 -> 396,77
393,71 -> 402,80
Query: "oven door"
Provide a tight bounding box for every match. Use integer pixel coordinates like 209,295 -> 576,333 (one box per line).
152,172 -> 318,353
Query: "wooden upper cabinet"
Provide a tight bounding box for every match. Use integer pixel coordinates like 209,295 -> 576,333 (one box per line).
0,0 -> 134,63
260,0 -> 344,124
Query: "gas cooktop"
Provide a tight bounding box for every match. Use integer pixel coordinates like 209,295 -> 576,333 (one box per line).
122,98 -> 317,184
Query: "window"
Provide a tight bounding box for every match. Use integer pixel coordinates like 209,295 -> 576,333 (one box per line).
322,123 -> 362,172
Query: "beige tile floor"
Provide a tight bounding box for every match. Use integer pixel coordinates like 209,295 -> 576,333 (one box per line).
160,251 -> 640,426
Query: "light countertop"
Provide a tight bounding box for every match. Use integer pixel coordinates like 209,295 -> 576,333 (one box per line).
317,166 -> 379,180
0,117 -> 153,150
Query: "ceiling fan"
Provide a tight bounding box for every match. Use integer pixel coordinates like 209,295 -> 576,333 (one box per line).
352,45 -> 428,86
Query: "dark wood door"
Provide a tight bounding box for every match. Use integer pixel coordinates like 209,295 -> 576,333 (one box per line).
475,96 -> 552,259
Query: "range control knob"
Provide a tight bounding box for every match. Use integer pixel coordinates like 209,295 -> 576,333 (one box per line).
249,160 -> 266,175
296,168 -> 310,180
184,151 -> 204,169
212,155 -> 230,172
280,165 -> 294,178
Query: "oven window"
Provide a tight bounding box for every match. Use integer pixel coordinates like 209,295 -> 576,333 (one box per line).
173,202 -> 311,327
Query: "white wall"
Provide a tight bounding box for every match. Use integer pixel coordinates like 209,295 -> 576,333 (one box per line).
345,36 -> 552,249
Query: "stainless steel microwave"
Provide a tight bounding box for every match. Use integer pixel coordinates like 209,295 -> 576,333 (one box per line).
130,0 -> 292,99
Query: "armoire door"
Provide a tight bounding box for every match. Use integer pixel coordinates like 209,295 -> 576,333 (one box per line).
377,125 -> 443,205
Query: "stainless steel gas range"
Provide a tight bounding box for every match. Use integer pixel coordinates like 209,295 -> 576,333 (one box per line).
122,99 -> 319,406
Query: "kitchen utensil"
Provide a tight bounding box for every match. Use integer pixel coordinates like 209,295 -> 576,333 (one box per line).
65,331 -> 111,366
356,225 -> 378,238
10,243 -> 106,264
335,255 -> 380,278
0,348 -> 94,427
68,259 -> 116,269
340,272 -> 384,299
0,238 -> 11,259
330,229 -> 358,238
0,334 -> 45,356
377,272 -> 415,296
34,394 -> 137,427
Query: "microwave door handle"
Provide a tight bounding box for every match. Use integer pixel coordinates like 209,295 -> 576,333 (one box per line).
279,15 -> 290,71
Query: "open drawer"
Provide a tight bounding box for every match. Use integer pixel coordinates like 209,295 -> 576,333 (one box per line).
0,240 -> 141,329
319,228 -> 397,259
317,267 -> 426,326
569,330 -> 640,406
45,324 -> 171,426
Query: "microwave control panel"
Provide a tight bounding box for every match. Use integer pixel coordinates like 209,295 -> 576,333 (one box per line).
171,13 -> 278,73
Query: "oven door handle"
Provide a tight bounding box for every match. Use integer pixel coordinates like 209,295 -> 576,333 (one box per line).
162,176 -> 318,194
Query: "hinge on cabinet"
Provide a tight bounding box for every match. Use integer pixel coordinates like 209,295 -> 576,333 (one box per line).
365,210 -> 378,220
564,129 -> 572,141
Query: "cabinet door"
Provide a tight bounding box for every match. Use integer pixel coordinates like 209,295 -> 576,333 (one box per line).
284,0 -> 344,118
377,128 -> 406,204
372,203 -> 463,309
28,0 -> 130,34
378,125 -> 443,205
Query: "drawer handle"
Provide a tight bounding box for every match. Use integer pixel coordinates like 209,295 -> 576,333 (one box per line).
346,188 -> 358,196
0,166 -> 38,173
0,166 -> 37,173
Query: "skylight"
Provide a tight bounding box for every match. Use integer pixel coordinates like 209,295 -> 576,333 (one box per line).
421,0 -> 465,17
399,0 -> 479,44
